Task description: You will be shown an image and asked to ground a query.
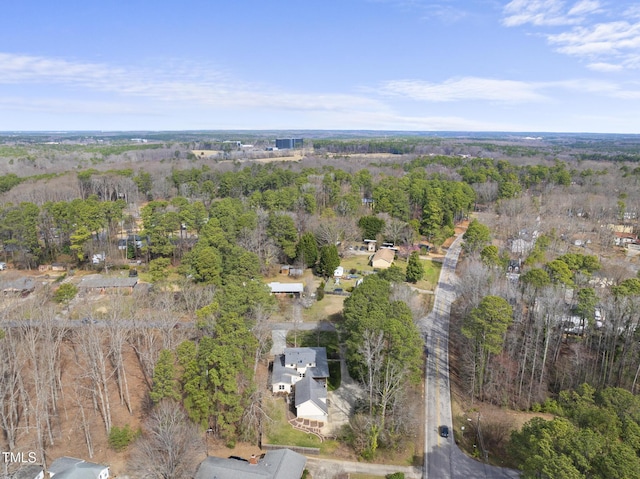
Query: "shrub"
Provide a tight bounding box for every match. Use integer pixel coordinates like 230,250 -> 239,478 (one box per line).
108,424 -> 138,452
53,283 -> 78,303
386,473 -> 405,479
316,281 -> 325,301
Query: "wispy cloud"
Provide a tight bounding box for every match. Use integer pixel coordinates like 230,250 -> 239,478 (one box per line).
0,52 -> 386,114
547,20 -> 640,64
502,0 -> 601,27
378,77 -> 547,102
502,1 -> 640,71
367,0 -> 471,23
377,76 -> 640,102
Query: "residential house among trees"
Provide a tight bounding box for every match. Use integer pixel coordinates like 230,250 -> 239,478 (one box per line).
370,247 -> 395,269
272,347 -> 329,421
77,274 -> 138,294
0,277 -> 35,295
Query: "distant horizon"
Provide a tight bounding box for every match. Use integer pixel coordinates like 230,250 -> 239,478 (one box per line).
2,1 -> 640,133
2,129 -> 640,138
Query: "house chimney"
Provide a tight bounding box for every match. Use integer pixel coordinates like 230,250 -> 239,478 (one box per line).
249,454 -> 258,465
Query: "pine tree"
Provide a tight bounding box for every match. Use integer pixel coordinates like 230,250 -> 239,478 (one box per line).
405,251 -> 424,283
150,350 -> 180,404
317,245 -> 340,278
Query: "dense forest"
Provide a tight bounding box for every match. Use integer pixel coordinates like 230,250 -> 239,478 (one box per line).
2,132 -> 640,477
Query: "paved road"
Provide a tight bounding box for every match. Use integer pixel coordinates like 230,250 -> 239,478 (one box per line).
419,236 -> 520,479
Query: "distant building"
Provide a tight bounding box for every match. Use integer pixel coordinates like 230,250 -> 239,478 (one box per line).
275,138 -> 303,149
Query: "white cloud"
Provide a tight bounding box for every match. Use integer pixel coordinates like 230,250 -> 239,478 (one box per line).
502,2 -> 640,70
502,0 -> 595,27
367,0 -> 470,23
378,77 -> 547,102
548,21 -> 640,56
376,76 -> 640,103
587,62 -> 624,71
0,52 -> 386,114
568,0 -> 602,16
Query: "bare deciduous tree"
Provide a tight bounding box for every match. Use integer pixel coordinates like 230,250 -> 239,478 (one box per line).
129,401 -> 201,479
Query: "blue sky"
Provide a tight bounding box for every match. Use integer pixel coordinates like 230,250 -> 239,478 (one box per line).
2,0 -> 640,133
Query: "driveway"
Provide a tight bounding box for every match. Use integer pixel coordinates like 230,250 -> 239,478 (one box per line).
322,344 -> 364,436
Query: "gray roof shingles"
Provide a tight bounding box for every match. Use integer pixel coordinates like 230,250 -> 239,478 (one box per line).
194,449 -> 306,479
294,375 -> 327,414
78,274 -> 138,289
48,457 -> 107,479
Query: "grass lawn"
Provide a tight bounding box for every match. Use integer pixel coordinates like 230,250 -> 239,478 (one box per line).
290,330 -> 340,357
341,253 -> 442,291
340,254 -> 375,274
302,294 -> 344,322
350,475 -> 388,479
263,396 -> 339,455
414,259 -> 442,291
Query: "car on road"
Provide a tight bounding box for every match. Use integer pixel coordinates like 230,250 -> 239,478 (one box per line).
439,425 -> 449,438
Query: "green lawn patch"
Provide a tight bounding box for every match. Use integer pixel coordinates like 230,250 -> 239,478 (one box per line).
341,253 -> 441,291
263,396 -> 339,454
290,330 -> 340,358
301,294 -> 344,322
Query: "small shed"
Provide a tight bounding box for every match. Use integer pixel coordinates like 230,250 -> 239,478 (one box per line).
364,239 -> 377,252
333,266 -> 344,278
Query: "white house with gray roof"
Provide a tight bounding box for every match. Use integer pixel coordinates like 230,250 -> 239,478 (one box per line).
272,347 -> 329,421
194,449 -> 306,479
294,374 -> 328,421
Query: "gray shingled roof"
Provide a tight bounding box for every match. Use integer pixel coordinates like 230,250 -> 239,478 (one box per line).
0,277 -> 35,292
268,282 -> 304,294
294,375 -> 328,414
272,354 -> 298,385
48,457 -> 107,479
78,274 -> 138,289
194,449 -> 306,479
259,449 -> 307,479
281,347 -> 329,378
284,347 -> 316,367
